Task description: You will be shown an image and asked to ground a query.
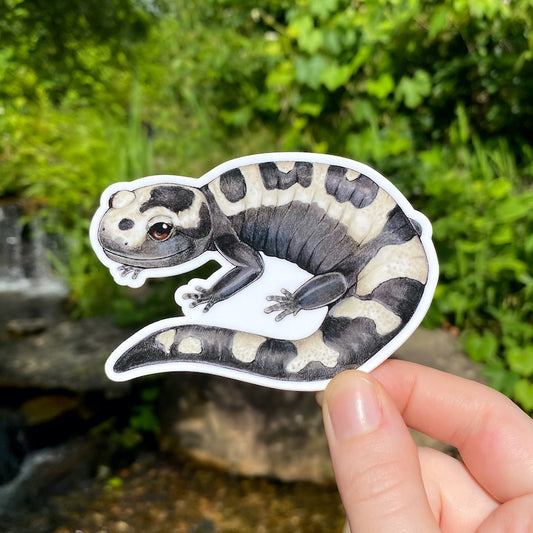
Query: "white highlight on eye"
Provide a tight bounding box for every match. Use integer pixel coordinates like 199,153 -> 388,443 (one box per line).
331,298 -> 402,335
356,236 -> 429,296
232,331 -> 266,363
288,331 -> 339,372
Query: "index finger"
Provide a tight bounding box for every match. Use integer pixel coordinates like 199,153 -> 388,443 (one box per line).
371,359 -> 533,503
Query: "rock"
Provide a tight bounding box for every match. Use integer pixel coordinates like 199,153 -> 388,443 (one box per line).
159,373 -> 332,483
6,318 -> 49,337
0,438 -> 101,518
0,317 -> 134,395
159,328 -> 484,483
19,395 -> 80,426
395,328 -> 485,382
0,409 -> 28,485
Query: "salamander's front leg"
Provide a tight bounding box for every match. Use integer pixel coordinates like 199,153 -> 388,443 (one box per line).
265,272 -> 347,321
183,233 -> 264,312
118,265 -> 143,280
183,286 -> 219,312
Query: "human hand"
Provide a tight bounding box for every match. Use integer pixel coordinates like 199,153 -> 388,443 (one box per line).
317,359 -> 533,532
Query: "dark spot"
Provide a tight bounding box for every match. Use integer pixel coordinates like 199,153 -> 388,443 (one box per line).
325,167 -> 379,208
349,175 -> 380,208
259,162 -> 285,189
180,203 -> 212,239
140,186 -> 195,214
118,218 -> 135,231
368,278 -> 425,322
219,168 -> 247,202
325,165 -> 348,198
380,206 -> 418,244
321,315 -> 383,365
258,161 -> 314,190
409,218 -> 423,235
294,161 -> 314,187
255,339 -> 296,375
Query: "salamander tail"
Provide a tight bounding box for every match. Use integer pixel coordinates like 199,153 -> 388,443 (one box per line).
105,320 -> 364,390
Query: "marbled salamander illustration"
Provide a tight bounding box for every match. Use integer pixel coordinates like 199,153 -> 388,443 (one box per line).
91,153 -> 438,390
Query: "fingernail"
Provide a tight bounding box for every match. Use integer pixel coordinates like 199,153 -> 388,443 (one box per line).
325,375 -> 382,439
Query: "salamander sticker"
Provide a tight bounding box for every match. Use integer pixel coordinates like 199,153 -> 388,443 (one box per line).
90,153 -> 438,391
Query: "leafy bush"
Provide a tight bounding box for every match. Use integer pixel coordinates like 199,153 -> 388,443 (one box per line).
418,128 -> 533,409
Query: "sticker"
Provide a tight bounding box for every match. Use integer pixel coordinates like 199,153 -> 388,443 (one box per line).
90,153 -> 438,391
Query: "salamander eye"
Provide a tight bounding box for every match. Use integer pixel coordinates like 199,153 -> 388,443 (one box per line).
148,221 -> 173,241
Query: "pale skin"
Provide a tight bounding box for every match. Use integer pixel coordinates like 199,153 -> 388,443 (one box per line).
316,360 -> 533,533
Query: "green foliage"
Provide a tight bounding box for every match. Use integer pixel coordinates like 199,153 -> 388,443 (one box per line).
419,131 -> 533,404
2,0 -> 533,410
0,0 -> 155,103
91,381 -> 162,453
129,385 -> 161,435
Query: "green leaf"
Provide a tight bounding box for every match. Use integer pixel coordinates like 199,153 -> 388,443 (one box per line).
288,15 -> 323,54
455,102 -> 470,143
351,99 -> 378,123
488,256 -> 527,276
497,194 -> 533,223
294,55 -> 329,89
482,359 -> 520,398
266,61 -> 295,88
220,106 -> 253,126
310,0 -> 338,20
296,101 -> 323,116
367,73 -> 395,99
395,70 -> 432,109
490,226 -> 513,245
487,178 -> 512,199
507,346 -> 533,377
463,331 -> 498,363
457,240 -> 485,253
428,6 -> 449,40
514,379 -> 533,412
320,62 -> 352,91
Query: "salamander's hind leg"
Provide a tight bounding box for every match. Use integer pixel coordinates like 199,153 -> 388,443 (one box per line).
265,289 -> 301,321
265,272 -> 348,321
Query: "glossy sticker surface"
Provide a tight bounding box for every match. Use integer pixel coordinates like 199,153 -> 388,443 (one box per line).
90,153 -> 438,390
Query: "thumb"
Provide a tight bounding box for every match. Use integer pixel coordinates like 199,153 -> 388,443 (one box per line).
322,370 -> 438,533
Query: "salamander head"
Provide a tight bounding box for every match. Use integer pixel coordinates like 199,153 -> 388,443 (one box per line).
98,184 -> 212,269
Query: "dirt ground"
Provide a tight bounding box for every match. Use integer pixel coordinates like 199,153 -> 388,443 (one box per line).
3,453 -> 346,533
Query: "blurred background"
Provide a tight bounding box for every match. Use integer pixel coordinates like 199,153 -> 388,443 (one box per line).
1,0 -> 532,531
